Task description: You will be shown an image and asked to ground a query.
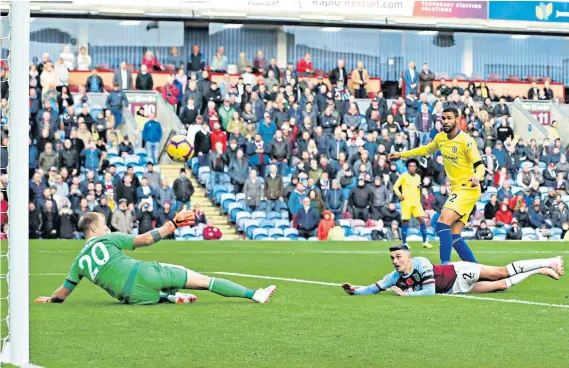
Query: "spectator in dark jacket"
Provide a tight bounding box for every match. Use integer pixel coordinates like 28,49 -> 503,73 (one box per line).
137,200 -> 156,234
328,60 -> 348,86
380,202 -> 401,224
326,180 -> 345,219
41,200 -> 59,238
296,197 -> 320,238
484,194 -> 500,220
105,83 -> 129,127
115,174 -> 137,205
194,122 -> 211,166
135,65 -> 154,91
85,69 -> 104,92
58,204 -> 75,239
93,195 -> 112,225
179,97 -> 199,127
327,129 -> 348,161
492,98 -> 509,119
118,135 -> 134,157
172,169 -> 194,211
475,221 -> 493,240
349,178 -> 372,221
156,202 -> 175,238
529,203 -> 551,229
29,202 -> 42,239
506,220 -> 523,240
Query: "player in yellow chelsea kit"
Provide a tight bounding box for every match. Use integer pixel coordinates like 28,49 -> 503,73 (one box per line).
389,107 -> 485,265
393,159 -> 433,249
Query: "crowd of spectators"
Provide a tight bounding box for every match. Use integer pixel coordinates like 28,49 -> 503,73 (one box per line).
0,42 -> 567,240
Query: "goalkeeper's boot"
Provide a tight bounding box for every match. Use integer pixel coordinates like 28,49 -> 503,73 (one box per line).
252,285 -> 277,304
423,241 -> 433,249
175,292 -> 197,304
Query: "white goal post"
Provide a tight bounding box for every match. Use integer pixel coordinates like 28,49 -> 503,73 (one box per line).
0,0 -> 31,366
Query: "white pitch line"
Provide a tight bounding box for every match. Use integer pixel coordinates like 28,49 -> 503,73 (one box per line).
33,250 -> 569,255
211,272 -> 569,309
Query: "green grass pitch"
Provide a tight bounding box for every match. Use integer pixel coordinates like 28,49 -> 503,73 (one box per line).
28,240 -> 569,367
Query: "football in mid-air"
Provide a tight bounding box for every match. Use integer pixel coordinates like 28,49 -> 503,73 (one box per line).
166,135 -> 194,162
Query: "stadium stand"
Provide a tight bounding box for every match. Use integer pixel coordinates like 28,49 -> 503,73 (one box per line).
3,29 -> 568,242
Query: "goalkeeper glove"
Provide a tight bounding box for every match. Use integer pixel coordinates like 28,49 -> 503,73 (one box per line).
171,209 -> 196,228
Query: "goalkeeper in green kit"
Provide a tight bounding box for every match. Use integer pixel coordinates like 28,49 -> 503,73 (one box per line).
35,211 -> 276,305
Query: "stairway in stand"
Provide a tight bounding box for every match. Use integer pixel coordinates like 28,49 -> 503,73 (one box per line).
159,164 -> 242,240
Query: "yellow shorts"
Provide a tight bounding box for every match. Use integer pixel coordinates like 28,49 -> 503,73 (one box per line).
443,186 -> 481,223
401,201 -> 425,221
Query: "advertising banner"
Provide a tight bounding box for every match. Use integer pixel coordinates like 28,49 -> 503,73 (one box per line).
489,1 -> 569,23
520,101 -> 552,126
413,1 -> 488,19
298,0 -> 413,17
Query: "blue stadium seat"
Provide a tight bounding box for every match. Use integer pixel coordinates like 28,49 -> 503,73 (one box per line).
229,204 -> 247,222
493,227 -> 507,236
236,212 -> 252,230
522,234 -> 537,240
124,155 -> 140,166
522,227 -> 536,236
134,147 -> 146,156
107,147 -> 119,158
115,166 -> 127,176
221,193 -> 236,212
252,228 -> 269,240
268,228 -> 284,239
407,234 -> 422,242
552,234 -> 561,240
521,161 -> 533,170
266,211 -> 281,220
486,186 -> 498,193
284,228 -> 299,240
308,237 -> 319,241
236,193 -> 246,202
551,227 -> 562,236
462,230 -> 476,240
251,211 -> 266,220
538,161 -> 547,170
245,220 -> 261,239
276,237 -> 291,241
493,234 -> 506,241
109,157 -> 125,167
90,107 -> 103,120
274,219 -> 290,230
260,219 -> 275,229
280,210 -> 289,219
133,166 -> 145,176
358,228 -> 372,239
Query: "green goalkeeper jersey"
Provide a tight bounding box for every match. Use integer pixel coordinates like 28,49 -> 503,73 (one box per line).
63,233 -> 138,300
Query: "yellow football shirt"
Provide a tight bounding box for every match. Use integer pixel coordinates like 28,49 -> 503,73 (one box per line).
393,172 -> 421,203
401,131 -> 483,188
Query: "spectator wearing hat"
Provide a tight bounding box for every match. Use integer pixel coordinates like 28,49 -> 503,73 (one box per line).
142,113 -> 163,164
506,220 -> 523,240
475,221 -> 493,240
172,169 -> 194,211
135,64 -> 154,91
203,218 -> 222,240
351,61 -> 370,99
349,177 -> 372,221
317,210 -> 335,240
111,198 -> 134,233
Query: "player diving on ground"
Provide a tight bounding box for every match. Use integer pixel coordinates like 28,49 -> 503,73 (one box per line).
341,244 -> 564,296
392,158 -> 433,249
35,212 -> 276,305
389,107 -> 484,264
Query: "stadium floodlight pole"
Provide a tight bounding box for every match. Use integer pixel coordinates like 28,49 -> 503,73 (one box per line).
7,0 -> 31,366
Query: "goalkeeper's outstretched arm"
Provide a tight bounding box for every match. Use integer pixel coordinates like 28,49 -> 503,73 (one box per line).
133,209 -> 195,249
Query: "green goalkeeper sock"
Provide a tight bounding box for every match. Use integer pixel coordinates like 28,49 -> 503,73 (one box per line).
208,278 -> 256,299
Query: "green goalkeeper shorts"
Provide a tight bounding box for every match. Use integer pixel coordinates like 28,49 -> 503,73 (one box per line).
125,261 -> 188,305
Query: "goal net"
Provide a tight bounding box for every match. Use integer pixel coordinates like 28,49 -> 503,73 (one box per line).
0,1 -> 31,366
